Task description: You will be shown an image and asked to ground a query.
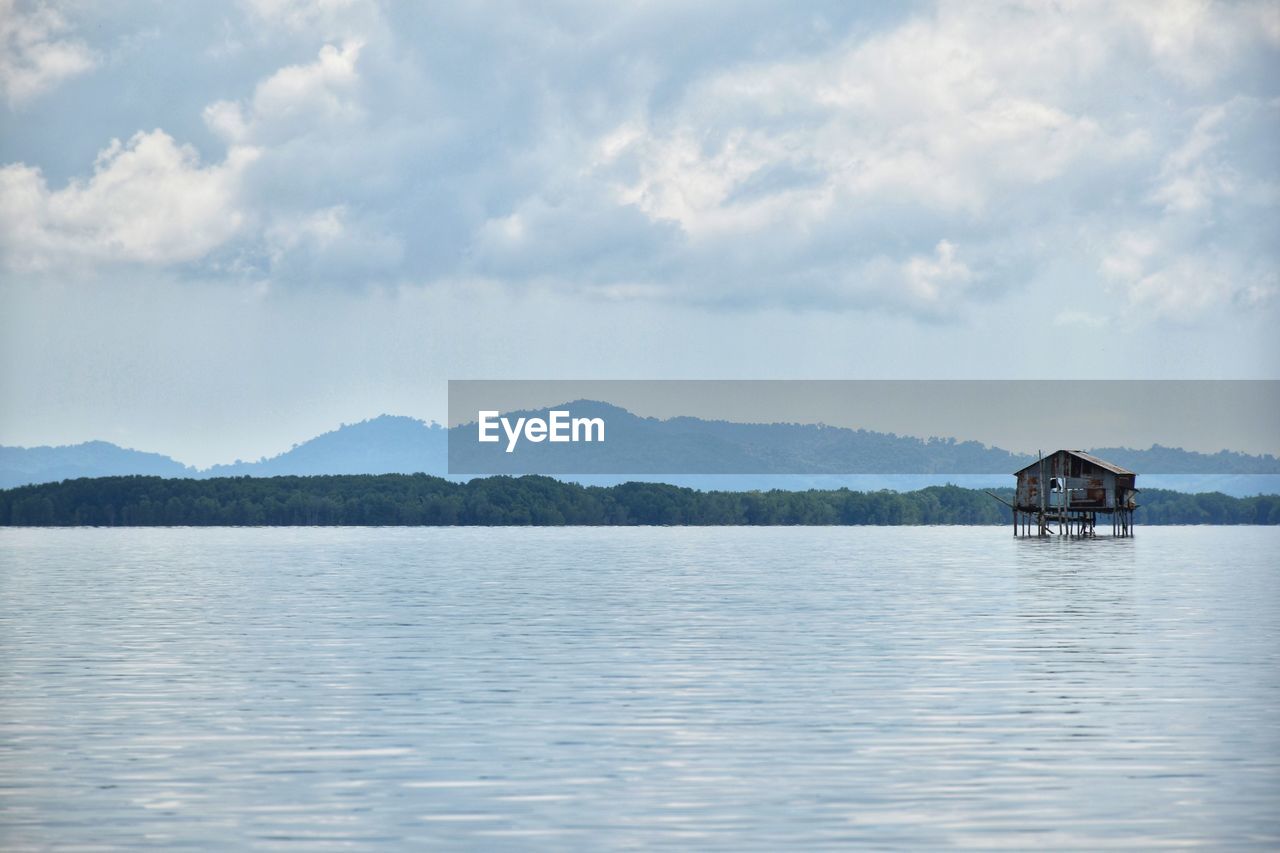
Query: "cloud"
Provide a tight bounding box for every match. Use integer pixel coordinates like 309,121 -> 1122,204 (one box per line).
1106,242 -> 1277,318
544,2 -> 1154,312
261,204 -> 403,283
1118,0 -> 1280,86
557,0 -> 1276,317
203,40 -> 365,145
0,0 -> 96,104
1,0 -> 1276,323
1101,96 -> 1280,319
0,130 -> 258,272
608,13 -> 1122,228
1151,97 -> 1279,215
893,240 -> 975,310
1102,229 -> 1278,320
1151,103 -> 1239,214
0,39 -> 379,280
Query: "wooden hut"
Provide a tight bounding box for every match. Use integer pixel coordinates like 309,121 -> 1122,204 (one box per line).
1012,450 -> 1137,537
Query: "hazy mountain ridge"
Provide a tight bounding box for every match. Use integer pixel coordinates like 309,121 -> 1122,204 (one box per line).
1088,445 -> 1280,474
0,440 -> 195,488
205,415 -> 448,478
0,416 -> 445,489
449,400 -> 1280,476
3,405 -> 1277,494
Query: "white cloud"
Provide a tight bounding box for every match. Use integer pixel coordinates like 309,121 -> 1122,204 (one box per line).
1151,97 -> 1280,214
0,37 -> 389,282
802,239 -> 984,319
565,1 -> 1163,314
1102,229 -> 1277,320
1119,0 -> 1280,86
263,204 -> 403,282
0,0 -> 96,104
1101,96 -> 1280,319
553,0 -> 1276,317
204,41 -> 365,144
898,239 -> 973,307
1152,103 -> 1237,213
605,3 -> 1148,241
0,130 -> 258,271
2,0 -> 1275,325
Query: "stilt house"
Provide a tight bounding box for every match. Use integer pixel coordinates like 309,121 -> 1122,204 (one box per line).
1013,450 -> 1137,537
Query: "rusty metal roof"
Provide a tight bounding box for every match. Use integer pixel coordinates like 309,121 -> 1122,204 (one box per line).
1070,450 -> 1135,475
1014,449 -> 1135,476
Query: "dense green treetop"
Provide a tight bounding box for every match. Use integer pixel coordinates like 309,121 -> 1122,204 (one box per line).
2,475 -> 1276,527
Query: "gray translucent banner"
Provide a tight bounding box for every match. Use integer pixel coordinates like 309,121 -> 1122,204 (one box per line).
447,380 -> 1280,475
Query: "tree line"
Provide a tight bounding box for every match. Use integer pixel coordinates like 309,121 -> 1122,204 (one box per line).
2,474 -> 1277,526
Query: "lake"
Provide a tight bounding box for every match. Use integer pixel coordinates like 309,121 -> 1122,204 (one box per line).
1,527 -> 1277,849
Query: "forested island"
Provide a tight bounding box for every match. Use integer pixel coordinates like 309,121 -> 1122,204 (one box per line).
2,474 -> 1277,526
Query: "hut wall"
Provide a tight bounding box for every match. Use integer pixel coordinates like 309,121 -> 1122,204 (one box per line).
1014,451 -> 1124,510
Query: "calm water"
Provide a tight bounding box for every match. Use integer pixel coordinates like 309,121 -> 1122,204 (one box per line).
1,527 -> 1277,849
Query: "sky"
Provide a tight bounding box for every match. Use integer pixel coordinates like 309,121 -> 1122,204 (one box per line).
1,0 -> 1278,468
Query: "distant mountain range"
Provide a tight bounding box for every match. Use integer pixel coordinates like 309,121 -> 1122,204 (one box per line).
0,440 -> 194,485
3,405 -> 1278,496
0,416 -> 446,490
205,416 -> 448,478
447,400 -> 1280,477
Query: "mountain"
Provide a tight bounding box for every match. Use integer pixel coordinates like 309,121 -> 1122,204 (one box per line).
447,400 -> 1280,476
448,399 -> 1028,475
0,440 -> 194,489
204,415 -> 447,478
1088,445 -> 1280,475
0,417 -> 446,490
2,406 -> 1278,496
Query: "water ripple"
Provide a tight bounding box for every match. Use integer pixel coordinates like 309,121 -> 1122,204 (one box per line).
1,527 -> 1277,849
